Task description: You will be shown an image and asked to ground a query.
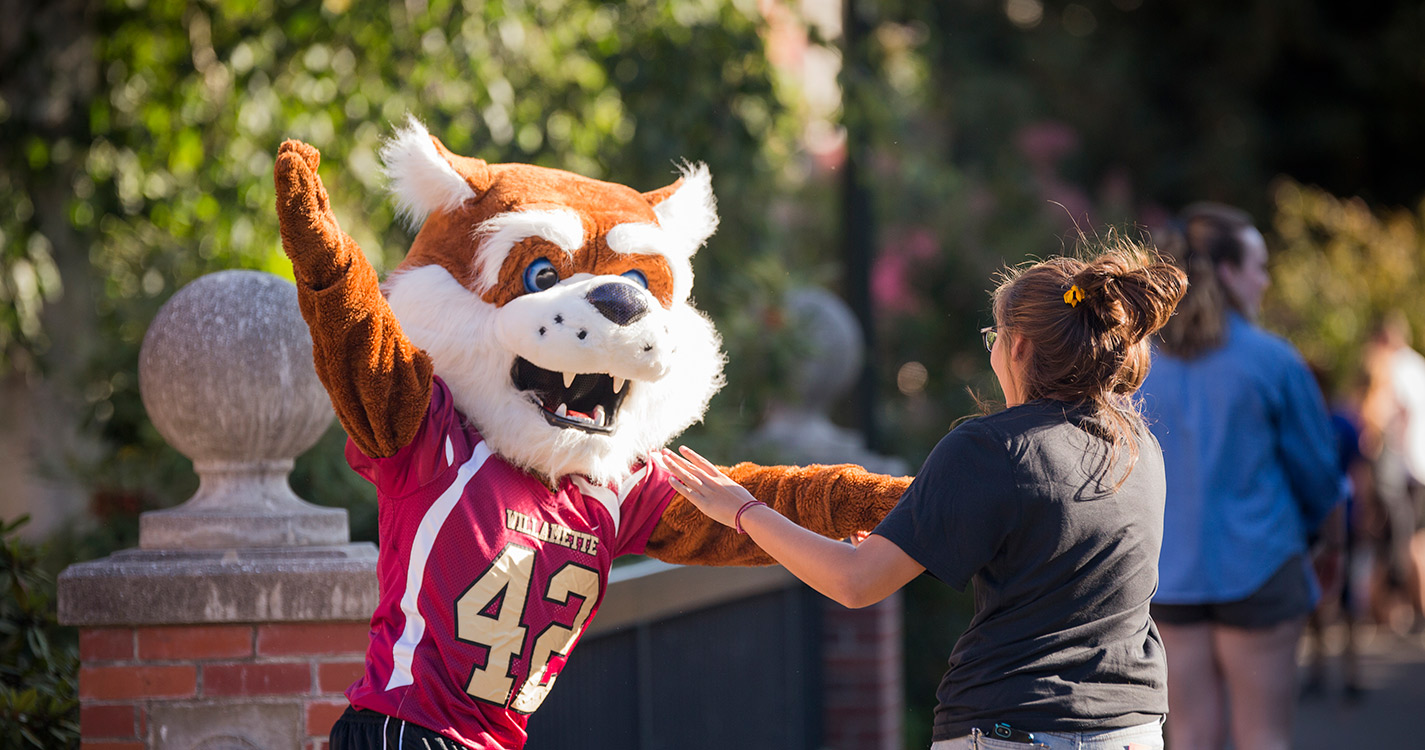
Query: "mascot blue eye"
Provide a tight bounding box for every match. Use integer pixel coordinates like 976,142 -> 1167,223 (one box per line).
523,259 -> 560,293
621,269 -> 648,289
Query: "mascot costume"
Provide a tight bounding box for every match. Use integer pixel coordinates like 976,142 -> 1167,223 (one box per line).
273,119 -> 910,750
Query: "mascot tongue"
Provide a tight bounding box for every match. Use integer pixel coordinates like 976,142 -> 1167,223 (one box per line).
512,357 -> 627,431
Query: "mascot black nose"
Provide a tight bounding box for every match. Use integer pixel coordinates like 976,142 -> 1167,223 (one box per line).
586,282 -> 650,326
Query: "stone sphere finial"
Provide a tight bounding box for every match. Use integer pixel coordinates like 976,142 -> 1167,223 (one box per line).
747,286 -> 908,476
784,287 -> 865,411
137,270 -> 346,549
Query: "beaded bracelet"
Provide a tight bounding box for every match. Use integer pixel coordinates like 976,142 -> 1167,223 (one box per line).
734,499 -> 767,534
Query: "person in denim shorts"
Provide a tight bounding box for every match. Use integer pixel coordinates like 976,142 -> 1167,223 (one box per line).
1141,203 -> 1343,750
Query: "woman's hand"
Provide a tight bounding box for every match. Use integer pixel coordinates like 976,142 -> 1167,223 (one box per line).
658,446 -> 758,528
660,445 -> 924,608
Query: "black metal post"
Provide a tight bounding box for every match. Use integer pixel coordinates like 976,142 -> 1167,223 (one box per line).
841,0 -> 879,450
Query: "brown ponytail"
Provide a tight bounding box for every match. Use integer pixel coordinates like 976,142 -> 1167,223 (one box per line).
991,235 -> 1188,485
1154,202 -> 1255,358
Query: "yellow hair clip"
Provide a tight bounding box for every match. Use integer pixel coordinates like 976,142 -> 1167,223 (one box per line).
1063,284 -> 1084,307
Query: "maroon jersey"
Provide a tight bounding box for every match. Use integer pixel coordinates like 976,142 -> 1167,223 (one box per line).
344,378 -> 676,749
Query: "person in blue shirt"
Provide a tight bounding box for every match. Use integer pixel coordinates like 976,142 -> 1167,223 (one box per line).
1140,203 -> 1344,750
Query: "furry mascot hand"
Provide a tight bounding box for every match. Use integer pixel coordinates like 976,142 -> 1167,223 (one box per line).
274,122 -> 909,749
275,140 -> 433,457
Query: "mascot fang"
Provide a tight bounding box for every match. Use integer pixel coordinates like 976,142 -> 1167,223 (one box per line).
275,118 -> 909,750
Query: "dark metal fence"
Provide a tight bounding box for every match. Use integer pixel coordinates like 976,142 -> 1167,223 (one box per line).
526,562 -> 824,750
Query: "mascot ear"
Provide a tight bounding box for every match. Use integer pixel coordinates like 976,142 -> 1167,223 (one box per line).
643,162 -> 718,260
380,116 -> 488,229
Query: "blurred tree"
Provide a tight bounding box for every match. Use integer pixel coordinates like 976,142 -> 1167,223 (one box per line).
4,3 -> 1424,743
862,0 -> 1425,215
0,0 -> 109,543
1265,178 -> 1425,396
830,3 -> 1425,743
834,0 -> 1425,466
1,0 -> 824,549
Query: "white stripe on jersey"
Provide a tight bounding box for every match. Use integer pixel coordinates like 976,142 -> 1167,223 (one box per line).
385,440 -> 494,690
571,463 -> 651,537
571,476 -> 620,534
617,462 -> 651,507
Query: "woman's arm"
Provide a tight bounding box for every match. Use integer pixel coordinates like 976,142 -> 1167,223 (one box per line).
659,446 -> 924,608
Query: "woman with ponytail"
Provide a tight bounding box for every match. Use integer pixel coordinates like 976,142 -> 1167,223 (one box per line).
662,240 -> 1187,749
1139,204 -> 1343,750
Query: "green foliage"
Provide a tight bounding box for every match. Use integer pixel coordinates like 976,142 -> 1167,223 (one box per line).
1264,178 -> 1425,395
838,0 -> 1425,464
0,517 -> 80,750
9,0 -> 1416,542
863,0 -> 1425,215
5,5 -> 1425,746
1,0 -> 821,540
834,5 -> 1425,740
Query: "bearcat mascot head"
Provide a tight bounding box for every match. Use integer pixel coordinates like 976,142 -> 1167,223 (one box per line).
378,118 -> 724,485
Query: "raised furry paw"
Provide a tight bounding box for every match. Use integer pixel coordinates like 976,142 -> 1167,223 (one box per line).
274,139 -> 353,286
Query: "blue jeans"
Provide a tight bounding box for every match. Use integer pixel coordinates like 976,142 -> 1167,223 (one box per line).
930,720 -> 1163,750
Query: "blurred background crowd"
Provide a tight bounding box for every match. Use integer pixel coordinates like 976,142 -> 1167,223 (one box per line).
2,1 -> 1423,747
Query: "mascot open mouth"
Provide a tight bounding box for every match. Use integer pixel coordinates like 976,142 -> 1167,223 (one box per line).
512,357 -> 631,434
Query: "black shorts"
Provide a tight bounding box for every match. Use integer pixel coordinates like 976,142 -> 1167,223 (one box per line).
1151,555 -> 1314,629
329,706 -> 466,750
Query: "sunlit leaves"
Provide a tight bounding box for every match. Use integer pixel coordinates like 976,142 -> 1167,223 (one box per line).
2,0 -> 814,526
1265,178 -> 1425,394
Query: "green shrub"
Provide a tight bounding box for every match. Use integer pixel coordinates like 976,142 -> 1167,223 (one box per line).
0,516 -> 80,750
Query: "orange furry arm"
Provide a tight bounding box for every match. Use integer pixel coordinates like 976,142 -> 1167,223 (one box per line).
644,463 -> 911,566
274,140 -> 432,458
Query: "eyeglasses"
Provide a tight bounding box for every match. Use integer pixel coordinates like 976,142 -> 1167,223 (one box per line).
980,326 -> 998,353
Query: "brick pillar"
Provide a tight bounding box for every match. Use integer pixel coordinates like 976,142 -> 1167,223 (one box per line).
57,271 -> 378,749
821,592 -> 903,750
75,623 -> 368,750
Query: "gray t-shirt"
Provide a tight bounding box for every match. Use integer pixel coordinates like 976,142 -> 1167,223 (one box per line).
874,399 -> 1167,739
